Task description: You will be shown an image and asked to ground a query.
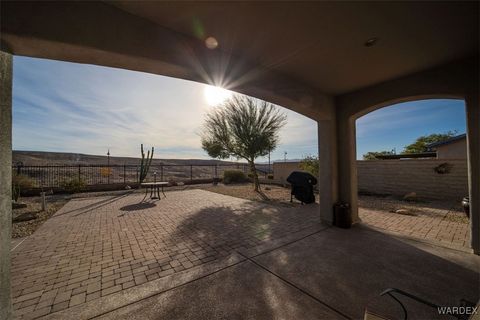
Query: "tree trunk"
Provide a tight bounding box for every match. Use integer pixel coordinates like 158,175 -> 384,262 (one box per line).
249,160 -> 260,192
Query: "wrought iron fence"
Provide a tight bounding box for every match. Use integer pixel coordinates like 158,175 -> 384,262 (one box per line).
12,164 -> 255,188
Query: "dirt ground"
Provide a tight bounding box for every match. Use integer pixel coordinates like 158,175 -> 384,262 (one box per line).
197,183 -> 300,207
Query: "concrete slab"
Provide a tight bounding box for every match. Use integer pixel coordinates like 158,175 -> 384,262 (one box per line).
254,225 -> 480,320
96,260 -> 345,320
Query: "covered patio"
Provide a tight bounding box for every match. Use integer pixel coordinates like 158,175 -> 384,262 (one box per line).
10,189 -> 480,319
1,1 -> 479,319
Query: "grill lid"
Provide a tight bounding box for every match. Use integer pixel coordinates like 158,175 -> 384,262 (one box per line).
286,171 -> 317,186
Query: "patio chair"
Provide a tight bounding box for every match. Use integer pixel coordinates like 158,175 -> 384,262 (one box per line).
364,288 -> 479,320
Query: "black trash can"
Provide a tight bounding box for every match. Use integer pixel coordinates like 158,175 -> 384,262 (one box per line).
334,202 -> 352,229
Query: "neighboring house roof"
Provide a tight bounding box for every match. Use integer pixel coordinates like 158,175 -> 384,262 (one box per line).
427,134 -> 466,149
273,159 -> 303,164
376,152 -> 437,160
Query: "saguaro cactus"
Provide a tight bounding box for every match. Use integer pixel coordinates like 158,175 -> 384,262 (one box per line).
139,144 -> 154,183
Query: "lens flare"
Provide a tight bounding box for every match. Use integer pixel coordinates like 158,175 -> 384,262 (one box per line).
204,85 -> 232,106
205,37 -> 218,49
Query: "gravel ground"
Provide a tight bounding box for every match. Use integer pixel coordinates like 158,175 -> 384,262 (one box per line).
200,183 -> 468,224
358,194 -> 469,224
12,196 -> 68,238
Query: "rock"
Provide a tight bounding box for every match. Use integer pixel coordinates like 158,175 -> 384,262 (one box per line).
125,185 -> 131,190
392,208 -> 416,216
265,187 -> 271,191
13,212 -> 37,223
403,192 -> 417,202
12,202 -> 27,209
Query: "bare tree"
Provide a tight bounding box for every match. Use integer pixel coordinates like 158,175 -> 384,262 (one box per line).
201,94 -> 286,191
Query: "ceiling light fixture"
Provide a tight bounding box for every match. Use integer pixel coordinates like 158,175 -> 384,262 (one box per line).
364,37 -> 378,47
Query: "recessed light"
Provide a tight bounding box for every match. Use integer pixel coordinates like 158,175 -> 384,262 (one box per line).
364,37 -> 379,47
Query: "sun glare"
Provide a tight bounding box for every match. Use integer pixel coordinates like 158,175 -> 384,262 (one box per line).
204,85 -> 232,106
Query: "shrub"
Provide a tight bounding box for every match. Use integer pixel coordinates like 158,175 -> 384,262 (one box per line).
300,155 -> 319,178
62,178 -> 86,193
13,174 -> 35,190
12,174 -> 35,201
223,170 -> 247,184
267,174 -> 274,180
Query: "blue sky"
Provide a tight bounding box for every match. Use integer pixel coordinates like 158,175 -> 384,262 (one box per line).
13,57 -> 466,161
356,99 -> 466,158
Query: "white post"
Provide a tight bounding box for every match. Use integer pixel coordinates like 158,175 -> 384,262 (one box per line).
41,192 -> 47,211
318,119 -> 338,224
336,115 -> 359,223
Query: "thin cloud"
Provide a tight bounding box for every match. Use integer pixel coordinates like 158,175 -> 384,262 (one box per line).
13,57 -> 318,160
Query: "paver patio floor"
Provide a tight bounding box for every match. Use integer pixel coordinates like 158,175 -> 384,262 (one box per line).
11,189 -> 321,319
47,225 -> 480,320
359,206 -> 470,250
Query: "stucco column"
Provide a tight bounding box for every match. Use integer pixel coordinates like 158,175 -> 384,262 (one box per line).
336,113 -> 359,223
318,119 -> 338,224
465,93 -> 479,254
0,52 -> 13,320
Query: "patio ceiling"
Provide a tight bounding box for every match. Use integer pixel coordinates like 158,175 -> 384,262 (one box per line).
109,1 -> 479,95
1,1 -> 478,103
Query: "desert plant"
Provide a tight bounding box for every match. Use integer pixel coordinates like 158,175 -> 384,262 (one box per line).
139,144 -> 154,183
12,174 -> 35,202
362,150 -> 395,160
300,155 -> 319,178
267,174 -> 274,180
201,94 -> 286,191
62,178 -> 86,193
223,170 -> 247,184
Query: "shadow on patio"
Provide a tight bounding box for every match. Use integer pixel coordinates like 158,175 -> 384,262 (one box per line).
12,190 -> 479,320
94,204 -> 479,320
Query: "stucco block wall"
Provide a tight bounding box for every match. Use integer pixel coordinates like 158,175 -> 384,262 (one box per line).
274,160 -> 468,200
357,159 -> 468,200
273,162 -> 303,183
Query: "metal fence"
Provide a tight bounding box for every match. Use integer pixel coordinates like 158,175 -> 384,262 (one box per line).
12,164 -> 255,188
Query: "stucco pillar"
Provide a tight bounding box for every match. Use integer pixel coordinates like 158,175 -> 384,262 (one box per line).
465,93 -> 479,254
0,52 -> 13,320
336,114 -> 359,223
318,119 -> 338,224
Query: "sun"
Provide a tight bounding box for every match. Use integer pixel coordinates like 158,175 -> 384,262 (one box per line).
204,85 -> 232,106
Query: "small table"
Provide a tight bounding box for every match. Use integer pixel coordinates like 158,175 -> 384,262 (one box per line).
141,182 -> 168,201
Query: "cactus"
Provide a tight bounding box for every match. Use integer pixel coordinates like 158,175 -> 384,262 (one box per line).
139,144 -> 154,183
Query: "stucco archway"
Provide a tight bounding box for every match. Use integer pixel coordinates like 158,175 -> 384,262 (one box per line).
355,97 -> 472,248
335,62 -> 479,254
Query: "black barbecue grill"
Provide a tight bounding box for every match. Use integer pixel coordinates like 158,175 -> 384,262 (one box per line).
287,171 -> 317,204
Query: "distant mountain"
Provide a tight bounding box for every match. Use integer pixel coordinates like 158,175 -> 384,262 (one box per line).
12,150 -> 244,166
